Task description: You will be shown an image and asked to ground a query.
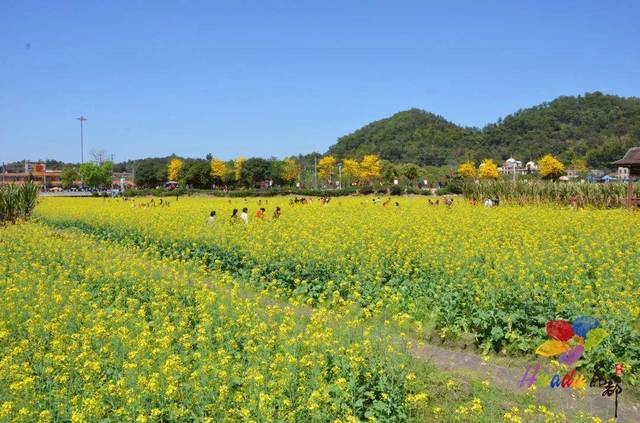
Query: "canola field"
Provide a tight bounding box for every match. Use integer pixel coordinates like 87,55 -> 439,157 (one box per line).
2,196 -> 640,421
1,221 -> 576,422
33,197 -> 640,383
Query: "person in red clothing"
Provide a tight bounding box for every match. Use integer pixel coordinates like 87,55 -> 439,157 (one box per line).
255,207 -> 266,220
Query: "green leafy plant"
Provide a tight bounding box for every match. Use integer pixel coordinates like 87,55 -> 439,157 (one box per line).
0,183 -> 39,224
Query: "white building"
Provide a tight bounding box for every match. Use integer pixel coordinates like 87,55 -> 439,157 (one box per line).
501,158 -> 533,175
525,161 -> 538,173
617,166 -> 630,182
501,158 -> 521,174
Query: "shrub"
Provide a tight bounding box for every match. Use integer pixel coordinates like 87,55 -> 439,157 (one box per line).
0,183 -> 39,224
389,185 -> 402,196
435,187 -> 449,196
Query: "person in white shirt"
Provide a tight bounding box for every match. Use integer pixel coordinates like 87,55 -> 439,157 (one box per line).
484,198 -> 493,208
240,207 -> 248,224
207,210 -> 216,225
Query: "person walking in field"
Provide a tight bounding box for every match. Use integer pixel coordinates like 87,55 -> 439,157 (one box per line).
484,198 -> 493,208
207,210 -> 216,225
240,207 -> 249,224
256,207 -> 266,220
570,196 -> 578,209
273,206 -> 281,220
230,208 -> 239,223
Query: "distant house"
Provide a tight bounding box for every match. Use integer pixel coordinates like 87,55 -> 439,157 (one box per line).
525,161 -> 538,174
502,158 -> 521,174
617,166 -> 630,182
1,163 -> 62,189
111,172 -> 135,190
500,158 -> 534,175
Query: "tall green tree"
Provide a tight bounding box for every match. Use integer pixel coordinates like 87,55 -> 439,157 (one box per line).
380,161 -> 399,185
401,163 -> 419,187
79,162 -> 112,189
134,160 -> 166,188
183,160 -> 214,189
60,166 -> 80,189
241,158 -> 271,188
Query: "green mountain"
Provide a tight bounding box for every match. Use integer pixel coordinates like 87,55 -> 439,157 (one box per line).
328,92 -> 640,169
328,109 -> 483,166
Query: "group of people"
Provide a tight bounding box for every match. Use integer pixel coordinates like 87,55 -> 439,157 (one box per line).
287,196 -> 334,206
374,198 -> 400,208
129,198 -> 171,208
469,196 -> 500,207
207,206 -> 282,225
204,193 -> 507,227
289,197 -> 311,205
427,197 -> 454,207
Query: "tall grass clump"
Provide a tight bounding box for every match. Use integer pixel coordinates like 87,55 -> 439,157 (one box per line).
0,182 -> 39,223
462,180 -> 639,208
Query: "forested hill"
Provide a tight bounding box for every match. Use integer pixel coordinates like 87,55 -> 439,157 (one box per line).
328,109 -> 483,166
328,92 -> 640,168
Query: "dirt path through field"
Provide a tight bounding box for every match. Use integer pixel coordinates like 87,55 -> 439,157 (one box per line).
408,340 -> 640,422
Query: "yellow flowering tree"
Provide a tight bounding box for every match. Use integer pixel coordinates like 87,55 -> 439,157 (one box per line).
538,154 -> 565,179
342,159 -> 361,181
281,159 -> 300,183
210,158 -> 226,183
457,161 -> 477,179
360,155 -> 381,184
318,156 -> 336,181
234,157 -> 246,182
167,159 -> 183,181
478,159 -> 499,180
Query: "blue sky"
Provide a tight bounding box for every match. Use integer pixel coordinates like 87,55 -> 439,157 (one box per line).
1,0 -> 639,163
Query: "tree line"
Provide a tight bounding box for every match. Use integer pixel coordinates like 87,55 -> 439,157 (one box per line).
55,153 -> 460,190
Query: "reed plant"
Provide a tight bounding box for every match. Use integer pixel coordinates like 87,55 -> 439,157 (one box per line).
462,179 -> 639,208
0,182 -> 39,223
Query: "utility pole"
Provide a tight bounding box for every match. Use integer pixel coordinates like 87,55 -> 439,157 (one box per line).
77,116 -> 87,164
314,157 -> 318,190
